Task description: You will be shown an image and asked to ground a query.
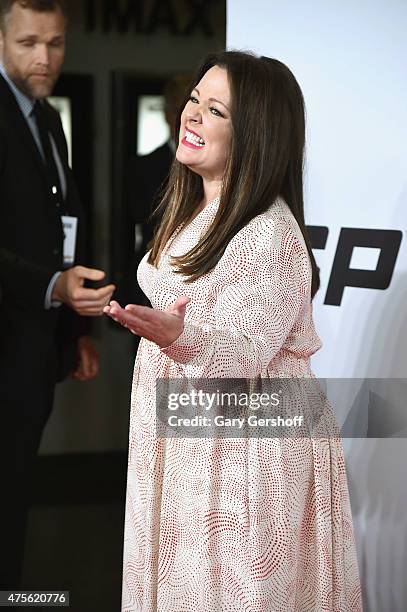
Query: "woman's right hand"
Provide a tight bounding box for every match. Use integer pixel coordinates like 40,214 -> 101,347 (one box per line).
103,297 -> 190,347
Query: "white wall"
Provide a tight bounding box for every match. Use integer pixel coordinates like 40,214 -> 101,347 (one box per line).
227,1 -> 407,610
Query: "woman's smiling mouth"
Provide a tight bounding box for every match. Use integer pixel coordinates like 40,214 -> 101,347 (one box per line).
182,129 -> 205,148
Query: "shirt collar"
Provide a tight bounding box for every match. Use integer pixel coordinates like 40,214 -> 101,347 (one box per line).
0,63 -> 36,118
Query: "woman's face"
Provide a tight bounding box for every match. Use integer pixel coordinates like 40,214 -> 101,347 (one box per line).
176,65 -> 232,182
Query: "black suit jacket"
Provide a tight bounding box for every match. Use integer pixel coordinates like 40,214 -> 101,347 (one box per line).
0,74 -> 88,382
127,142 -> 174,248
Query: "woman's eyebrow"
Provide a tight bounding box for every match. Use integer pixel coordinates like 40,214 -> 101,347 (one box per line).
209,97 -> 229,111
192,88 -> 230,111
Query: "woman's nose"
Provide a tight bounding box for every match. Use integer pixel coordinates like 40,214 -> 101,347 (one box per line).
186,105 -> 202,123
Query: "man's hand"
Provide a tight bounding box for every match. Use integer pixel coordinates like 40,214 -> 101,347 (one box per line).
52,266 -> 115,316
70,336 -> 99,381
103,297 -> 189,347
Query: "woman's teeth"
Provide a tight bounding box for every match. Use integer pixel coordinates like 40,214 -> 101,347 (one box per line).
185,130 -> 205,147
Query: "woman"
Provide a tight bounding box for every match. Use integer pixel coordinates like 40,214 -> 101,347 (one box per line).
105,51 -> 362,612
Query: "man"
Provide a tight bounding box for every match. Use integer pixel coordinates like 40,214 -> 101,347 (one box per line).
0,0 -> 115,587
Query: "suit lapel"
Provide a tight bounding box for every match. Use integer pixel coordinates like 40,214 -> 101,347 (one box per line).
44,102 -> 68,164
0,75 -> 50,188
43,100 -> 71,203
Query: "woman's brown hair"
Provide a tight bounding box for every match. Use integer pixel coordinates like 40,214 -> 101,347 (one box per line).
149,50 -> 320,299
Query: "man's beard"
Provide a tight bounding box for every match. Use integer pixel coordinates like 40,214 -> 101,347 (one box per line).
17,74 -> 55,99
4,62 -> 56,99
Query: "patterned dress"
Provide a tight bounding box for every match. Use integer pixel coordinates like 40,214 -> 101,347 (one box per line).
121,197 -> 362,612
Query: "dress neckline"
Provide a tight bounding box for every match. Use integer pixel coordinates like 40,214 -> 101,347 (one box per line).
189,196 -> 220,224
162,196 -> 220,258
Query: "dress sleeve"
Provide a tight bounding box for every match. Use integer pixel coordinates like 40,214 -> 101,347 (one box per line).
160,217 -> 311,377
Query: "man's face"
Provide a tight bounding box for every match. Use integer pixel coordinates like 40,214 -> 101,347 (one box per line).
0,3 -> 66,99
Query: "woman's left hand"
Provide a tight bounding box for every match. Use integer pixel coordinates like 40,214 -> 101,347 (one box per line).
103,296 -> 190,348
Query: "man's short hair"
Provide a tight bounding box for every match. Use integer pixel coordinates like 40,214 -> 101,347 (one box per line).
0,0 -> 67,30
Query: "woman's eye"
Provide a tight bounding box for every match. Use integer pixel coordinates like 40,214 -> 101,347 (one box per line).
189,96 -> 199,103
210,107 -> 223,117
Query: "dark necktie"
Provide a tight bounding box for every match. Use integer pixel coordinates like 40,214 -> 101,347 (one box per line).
32,100 -> 63,208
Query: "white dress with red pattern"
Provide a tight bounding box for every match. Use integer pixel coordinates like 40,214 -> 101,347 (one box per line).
121,197 -> 362,612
